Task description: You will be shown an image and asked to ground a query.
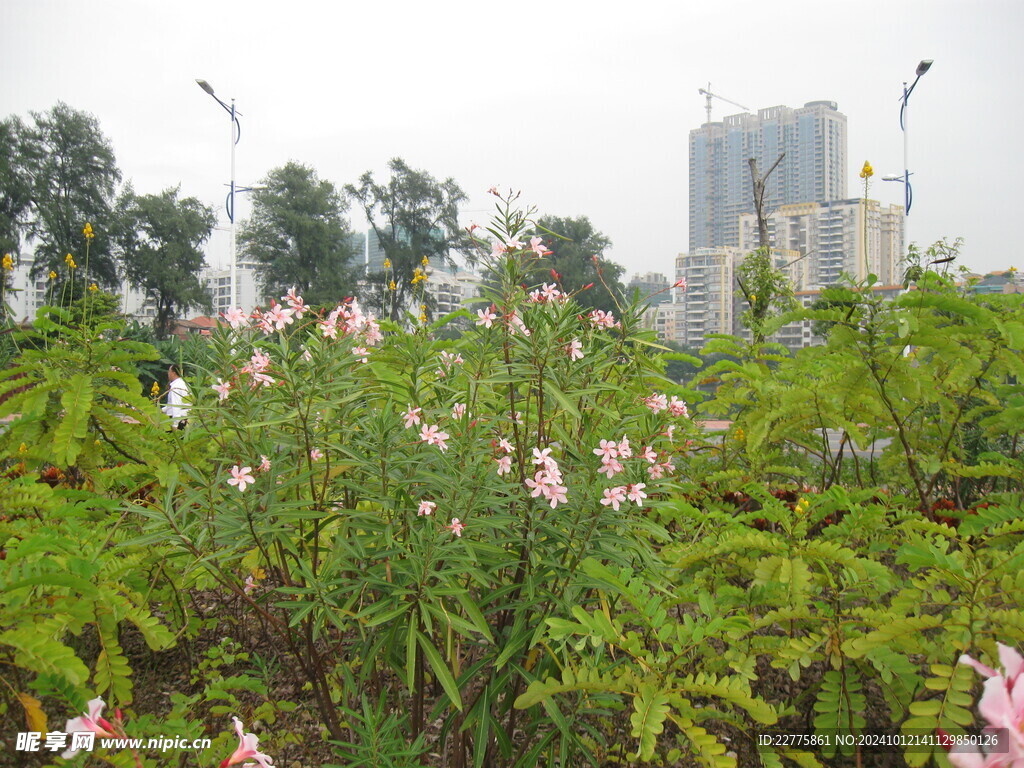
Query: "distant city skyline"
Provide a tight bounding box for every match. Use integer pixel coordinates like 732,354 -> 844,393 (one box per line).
1,0 -> 1020,284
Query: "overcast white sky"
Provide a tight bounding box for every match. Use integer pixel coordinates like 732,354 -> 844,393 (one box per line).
2,0 -> 1022,280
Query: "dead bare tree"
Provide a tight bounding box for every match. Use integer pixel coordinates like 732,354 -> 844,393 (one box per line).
748,154 -> 785,250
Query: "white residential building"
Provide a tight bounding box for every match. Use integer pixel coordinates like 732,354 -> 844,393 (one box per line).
425,267 -> 482,316
201,257 -> 263,317
738,199 -> 905,288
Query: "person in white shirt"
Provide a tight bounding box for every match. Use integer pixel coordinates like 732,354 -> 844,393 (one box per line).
163,363 -> 191,429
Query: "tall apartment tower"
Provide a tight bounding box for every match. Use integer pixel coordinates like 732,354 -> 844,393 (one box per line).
689,101 -> 848,251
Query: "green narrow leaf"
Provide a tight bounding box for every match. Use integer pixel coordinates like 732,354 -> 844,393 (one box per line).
417,630 -> 463,712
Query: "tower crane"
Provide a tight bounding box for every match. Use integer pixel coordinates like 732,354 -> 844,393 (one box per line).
697,83 -> 750,124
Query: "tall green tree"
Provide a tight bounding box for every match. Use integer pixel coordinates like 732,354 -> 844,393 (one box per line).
529,215 -> 623,312
239,162 -> 357,306
116,187 -> 216,339
21,103 -> 122,288
0,116 -> 32,259
346,157 -> 469,321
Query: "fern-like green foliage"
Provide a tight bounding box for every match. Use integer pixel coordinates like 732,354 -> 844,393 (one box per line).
0,479 -> 175,708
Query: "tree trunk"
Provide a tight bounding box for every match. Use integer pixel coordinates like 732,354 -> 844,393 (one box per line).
748,154 -> 785,250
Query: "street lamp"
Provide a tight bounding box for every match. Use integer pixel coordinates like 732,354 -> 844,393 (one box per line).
884,60 -> 932,255
196,78 -> 243,310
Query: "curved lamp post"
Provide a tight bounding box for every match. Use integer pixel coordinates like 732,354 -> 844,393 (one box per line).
883,60 -> 932,255
196,79 -> 243,310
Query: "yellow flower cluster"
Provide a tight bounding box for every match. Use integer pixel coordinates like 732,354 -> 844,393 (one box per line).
383,258 -> 391,270
421,255 -> 429,267
2,253 -> 13,271
411,267 -> 426,285
88,283 -> 99,292
64,253 -> 77,270
795,497 -> 810,516
83,222 -> 95,240
49,270 -> 57,280
860,160 -> 874,179
388,280 -> 396,291
150,381 -> 161,398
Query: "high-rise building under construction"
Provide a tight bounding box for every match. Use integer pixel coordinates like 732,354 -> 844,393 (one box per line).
688,101 -> 848,250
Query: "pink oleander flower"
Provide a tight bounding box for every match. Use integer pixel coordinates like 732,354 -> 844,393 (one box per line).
530,236 -> 552,258
540,282 -> 561,301
476,306 -> 497,327
947,645 -> 1024,767
222,307 -> 249,329
245,349 -> 271,374
310,448 -> 323,461
667,396 -> 689,418
352,346 -> 368,363
664,424 -> 677,441
283,287 -> 306,319
243,574 -> 257,595
364,318 -> 383,346
490,240 -> 507,258
504,236 -> 524,250
420,424 -> 450,452
597,456 -> 624,479
301,347 -> 312,362
507,310 -> 531,336
593,439 -> 618,461
566,338 -> 584,361
254,311 -> 274,335
63,697 -> 117,759
319,316 -> 339,339
626,483 -> 648,506
487,186 -> 499,196
495,455 -> 512,475
228,465 -> 255,492
212,379 -> 232,401
257,455 -> 271,473
525,468 -> 563,499
541,481 -> 568,509
62,696 -> 116,741
418,500 -> 436,517
448,518 -> 466,537
220,716 -> 275,768
600,486 -> 627,511
532,447 -> 558,473
402,406 -> 422,429
251,372 -> 276,388
452,403 -> 466,419
498,437 -> 514,454
588,309 -> 616,329
513,411 -> 523,424
528,288 -> 544,303
264,301 -> 294,331
641,445 -> 658,463
643,393 -> 668,414
618,436 -> 632,459
673,277 -> 687,290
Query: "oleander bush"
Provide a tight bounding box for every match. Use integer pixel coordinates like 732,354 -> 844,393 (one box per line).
1,197 -> 1022,767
